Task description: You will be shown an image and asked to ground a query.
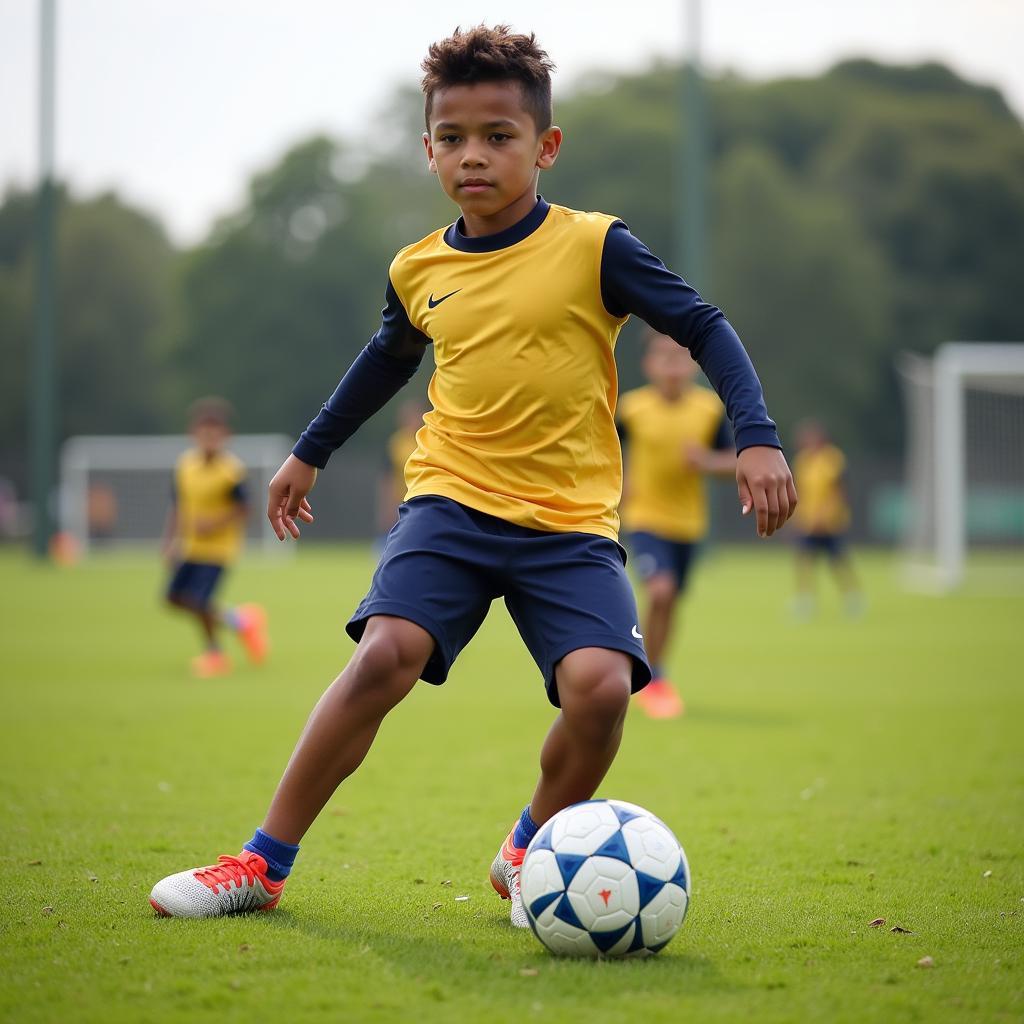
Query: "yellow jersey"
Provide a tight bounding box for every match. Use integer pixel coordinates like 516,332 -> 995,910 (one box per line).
619,385 -> 728,542
393,203 -> 627,540
292,197 -> 783,540
793,444 -> 850,535
173,448 -> 247,565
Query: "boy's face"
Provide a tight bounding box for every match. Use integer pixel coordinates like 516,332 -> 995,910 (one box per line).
192,420 -> 229,455
643,334 -> 698,396
423,81 -> 561,220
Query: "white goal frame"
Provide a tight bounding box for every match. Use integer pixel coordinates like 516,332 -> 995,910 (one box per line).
60,433 -> 292,556
900,342 -> 1024,590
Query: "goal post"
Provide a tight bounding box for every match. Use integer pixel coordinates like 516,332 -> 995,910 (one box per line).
898,342 -> 1024,590
59,433 -> 293,556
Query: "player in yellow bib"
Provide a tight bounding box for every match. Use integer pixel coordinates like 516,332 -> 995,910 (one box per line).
162,398 -> 268,677
619,332 -> 737,718
791,420 -> 863,616
150,26 -> 797,923
378,400 -> 426,537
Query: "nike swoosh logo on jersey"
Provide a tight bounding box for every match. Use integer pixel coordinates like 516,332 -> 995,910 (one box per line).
632,625 -> 644,640
427,289 -> 462,308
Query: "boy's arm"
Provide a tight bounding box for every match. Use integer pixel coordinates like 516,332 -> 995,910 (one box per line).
685,413 -> 736,476
268,279 -> 429,540
161,479 -> 179,564
194,481 -> 248,536
601,222 -> 797,537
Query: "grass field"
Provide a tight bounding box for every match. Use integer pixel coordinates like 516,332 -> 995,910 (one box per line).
1,545 -> 1021,1023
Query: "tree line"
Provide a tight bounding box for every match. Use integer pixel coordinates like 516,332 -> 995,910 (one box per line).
2,58 -> 1022,490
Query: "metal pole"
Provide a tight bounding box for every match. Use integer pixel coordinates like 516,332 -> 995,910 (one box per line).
30,0 -> 58,558
677,0 -> 707,292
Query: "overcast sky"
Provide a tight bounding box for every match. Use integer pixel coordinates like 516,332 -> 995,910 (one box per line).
2,0 -> 1022,243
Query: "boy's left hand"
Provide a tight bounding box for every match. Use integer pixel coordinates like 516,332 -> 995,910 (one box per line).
736,446 -> 798,538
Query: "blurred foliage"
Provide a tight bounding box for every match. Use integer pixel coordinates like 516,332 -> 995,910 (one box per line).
2,59 -> 1023,487
0,188 -> 173,477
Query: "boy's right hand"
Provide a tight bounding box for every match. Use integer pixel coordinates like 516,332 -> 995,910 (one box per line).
267,454 -> 317,540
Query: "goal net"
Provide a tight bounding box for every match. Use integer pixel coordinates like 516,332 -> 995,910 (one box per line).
59,434 -> 293,556
898,343 -> 1024,590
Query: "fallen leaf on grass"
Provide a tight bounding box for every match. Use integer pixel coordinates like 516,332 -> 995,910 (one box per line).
238,944 -> 250,953
890,925 -> 914,934
41,906 -> 54,915
917,956 -> 935,968
440,879 -> 452,887
431,902 -> 443,911
983,870 -> 992,878
27,860 -> 42,866
869,918 -> 886,928
455,895 -> 470,902
413,878 -> 425,885
519,968 -> 539,977
86,871 -> 99,883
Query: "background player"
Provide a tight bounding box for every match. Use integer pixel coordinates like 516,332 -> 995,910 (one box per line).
791,418 -> 863,616
619,332 -> 736,718
149,25 -> 796,923
377,400 -> 426,537
161,397 -> 268,677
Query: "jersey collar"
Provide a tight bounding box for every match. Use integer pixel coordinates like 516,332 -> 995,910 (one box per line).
443,196 -> 550,253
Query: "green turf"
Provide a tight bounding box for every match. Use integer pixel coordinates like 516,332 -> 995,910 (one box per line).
1,545 -> 1021,1023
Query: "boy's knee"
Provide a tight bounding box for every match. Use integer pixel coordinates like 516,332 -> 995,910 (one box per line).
352,617 -> 433,687
646,573 -> 678,608
557,648 -> 632,725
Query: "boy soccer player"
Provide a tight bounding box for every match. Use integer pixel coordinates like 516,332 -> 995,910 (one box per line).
150,26 -> 796,922
791,419 -> 862,616
162,397 -> 268,677
619,332 -> 736,719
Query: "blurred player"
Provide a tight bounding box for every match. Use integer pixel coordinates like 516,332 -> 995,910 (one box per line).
149,26 -> 795,922
161,397 -> 268,677
791,419 -> 862,616
377,400 -> 426,536
619,332 -> 736,718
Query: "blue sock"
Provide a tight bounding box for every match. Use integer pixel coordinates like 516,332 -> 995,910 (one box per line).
244,828 -> 299,882
512,806 -> 539,849
651,664 -> 664,681
222,607 -> 243,630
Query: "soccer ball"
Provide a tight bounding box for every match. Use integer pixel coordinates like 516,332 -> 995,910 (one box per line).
520,799 -> 690,958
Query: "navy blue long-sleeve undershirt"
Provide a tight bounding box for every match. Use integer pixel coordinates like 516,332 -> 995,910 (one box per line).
600,220 -> 778,453
293,202 -> 780,468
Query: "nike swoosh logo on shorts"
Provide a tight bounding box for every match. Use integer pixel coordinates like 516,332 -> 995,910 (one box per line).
632,625 -> 644,640
427,289 -> 461,308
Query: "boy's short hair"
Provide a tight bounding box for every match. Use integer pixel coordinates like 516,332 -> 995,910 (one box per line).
421,25 -> 555,132
187,396 -> 234,429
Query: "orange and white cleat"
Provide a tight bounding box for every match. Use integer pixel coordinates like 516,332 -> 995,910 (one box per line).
236,603 -> 269,664
489,829 -> 529,928
150,851 -> 285,918
191,649 -> 232,678
634,678 -> 685,719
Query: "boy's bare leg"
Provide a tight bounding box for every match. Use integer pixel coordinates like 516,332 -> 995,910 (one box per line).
641,574 -> 679,674
261,615 -> 433,844
795,549 -> 815,597
167,594 -> 220,649
528,647 -> 632,825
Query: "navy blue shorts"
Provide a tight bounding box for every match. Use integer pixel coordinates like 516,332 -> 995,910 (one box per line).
798,533 -> 847,559
167,561 -> 224,610
628,531 -> 699,591
347,496 -> 651,707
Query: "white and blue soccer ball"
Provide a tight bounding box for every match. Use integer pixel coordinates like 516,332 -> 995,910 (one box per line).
521,799 -> 690,958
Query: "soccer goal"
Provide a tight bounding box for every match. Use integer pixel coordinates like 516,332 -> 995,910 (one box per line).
59,434 -> 293,556
898,343 -> 1024,591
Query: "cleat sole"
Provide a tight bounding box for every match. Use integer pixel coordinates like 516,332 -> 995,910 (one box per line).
149,898 -> 171,917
